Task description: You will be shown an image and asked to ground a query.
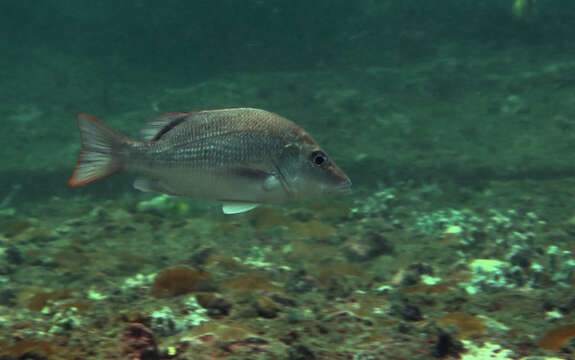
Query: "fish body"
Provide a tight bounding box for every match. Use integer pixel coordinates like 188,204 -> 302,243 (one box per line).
69,108 -> 351,214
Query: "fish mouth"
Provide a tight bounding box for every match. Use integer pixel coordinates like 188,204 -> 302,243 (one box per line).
333,178 -> 352,194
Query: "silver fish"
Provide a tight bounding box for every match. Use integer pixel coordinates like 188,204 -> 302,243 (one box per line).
69,108 -> 351,214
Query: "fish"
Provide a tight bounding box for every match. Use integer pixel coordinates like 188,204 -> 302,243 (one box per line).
69,108 -> 351,214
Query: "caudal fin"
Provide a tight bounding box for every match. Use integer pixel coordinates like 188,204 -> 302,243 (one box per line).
69,113 -> 131,187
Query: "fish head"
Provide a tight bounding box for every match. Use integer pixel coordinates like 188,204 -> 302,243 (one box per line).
276,140 -> 351,201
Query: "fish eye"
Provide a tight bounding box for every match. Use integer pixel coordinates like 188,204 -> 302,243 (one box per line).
310,150 -> 328,166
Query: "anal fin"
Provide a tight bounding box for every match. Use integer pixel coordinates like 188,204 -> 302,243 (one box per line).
222,202 -> 260,215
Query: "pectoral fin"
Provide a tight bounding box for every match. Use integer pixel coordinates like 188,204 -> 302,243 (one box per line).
226,166 -> 283,193
133,177 -> 178,195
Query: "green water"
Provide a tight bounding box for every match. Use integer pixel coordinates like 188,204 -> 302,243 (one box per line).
2,1 -> 575,359
1,0 -> 574,195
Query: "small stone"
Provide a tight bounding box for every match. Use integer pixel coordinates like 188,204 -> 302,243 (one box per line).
254,296 -> 279,318
196,293 -> 232,317
401,304 -> 423,321
122,323 -> 159,360
431,331 -> 464,358
342,232 -> 394,261
288,344 -> 315,360
5,247 -> 23,265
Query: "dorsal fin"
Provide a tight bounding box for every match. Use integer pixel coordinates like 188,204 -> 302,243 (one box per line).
141,112 -> 190,141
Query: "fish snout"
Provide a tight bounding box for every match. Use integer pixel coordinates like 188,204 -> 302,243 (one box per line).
333,176 -> 352,194
324,163 -> 352,195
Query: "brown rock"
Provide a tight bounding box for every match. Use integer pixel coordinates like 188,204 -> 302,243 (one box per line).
150,266 -> 213,297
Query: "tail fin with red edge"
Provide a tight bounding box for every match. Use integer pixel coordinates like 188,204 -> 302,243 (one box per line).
69,113 -> 131,187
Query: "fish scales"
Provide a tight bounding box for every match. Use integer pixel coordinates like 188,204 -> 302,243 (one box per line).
133,109 -> 293,169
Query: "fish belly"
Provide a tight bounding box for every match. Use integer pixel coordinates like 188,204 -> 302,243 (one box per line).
134,166 -> 286,204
